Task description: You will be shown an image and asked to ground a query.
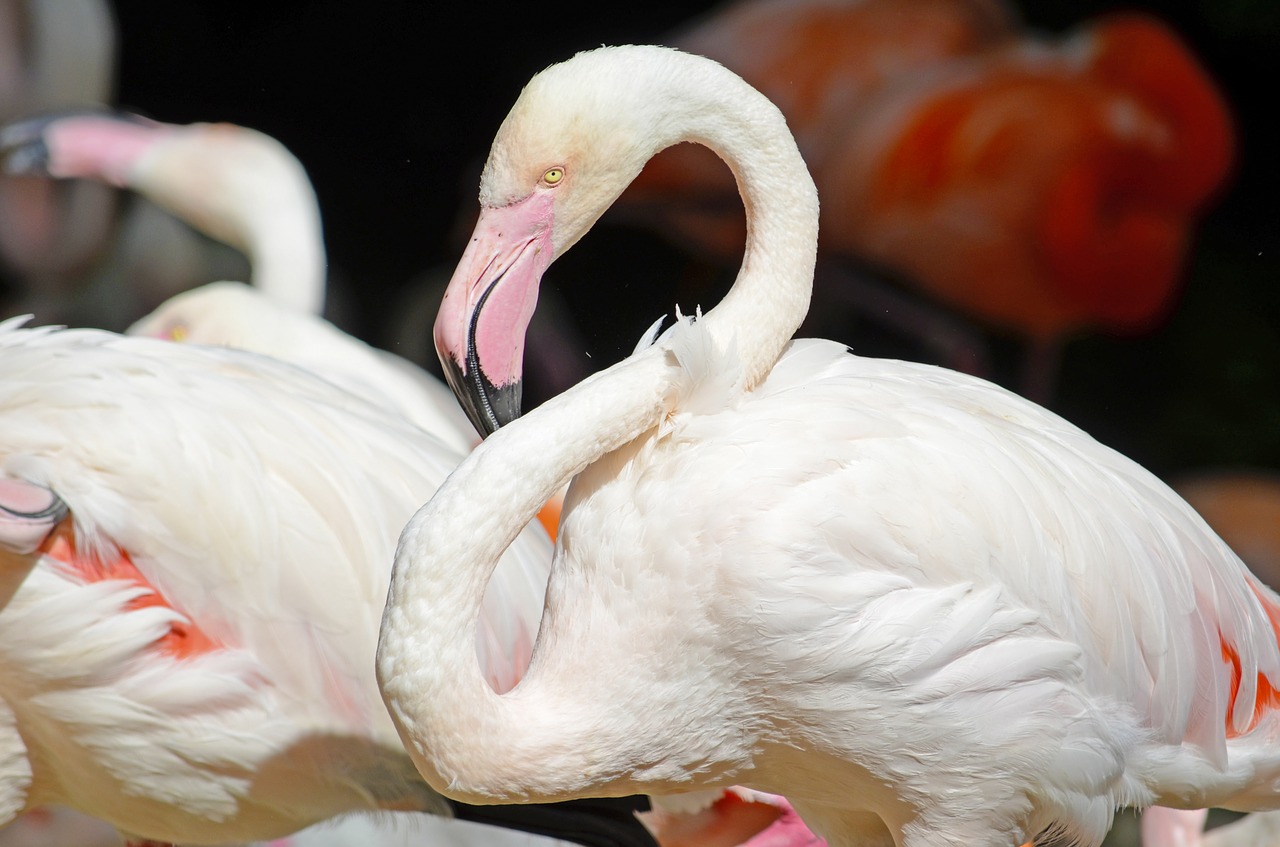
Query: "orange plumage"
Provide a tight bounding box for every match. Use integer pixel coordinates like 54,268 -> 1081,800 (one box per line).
826,13 -> 1234,339
39,519 -> 221,659
627,1 -> 1234,353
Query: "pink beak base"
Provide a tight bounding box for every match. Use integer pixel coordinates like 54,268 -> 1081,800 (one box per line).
434,191 -> 556,433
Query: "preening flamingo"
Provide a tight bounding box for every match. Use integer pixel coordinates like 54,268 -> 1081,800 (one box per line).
0,320 -> 654,847
378,45 -> 1280,847
623,1 -> 1234,398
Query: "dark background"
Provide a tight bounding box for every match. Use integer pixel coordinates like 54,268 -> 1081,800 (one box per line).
100,1 -> 1280,478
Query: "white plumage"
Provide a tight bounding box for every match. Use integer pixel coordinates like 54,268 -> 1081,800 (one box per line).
378,45 -> 1280,847
127,281 -> 479,454
0,320 -> 551,845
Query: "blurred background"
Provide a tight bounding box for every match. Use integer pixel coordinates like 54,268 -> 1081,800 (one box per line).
0,1 -> 1276,845
0,1 -> 1274,451
2,0 -> 1274,471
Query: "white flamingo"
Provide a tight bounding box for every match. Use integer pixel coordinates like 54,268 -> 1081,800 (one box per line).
0,319 -> 654,847
1,110 -> 322,313
377,46 -> 1280,847
1,111 -> 481,453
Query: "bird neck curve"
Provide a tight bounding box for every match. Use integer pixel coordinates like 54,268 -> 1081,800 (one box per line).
232,148 -> 327,315
379,348 -> 681,802
678,64 -> 819,390
377,46 -> 819,801
244,202 -> 327,315
139,130 -> 329,316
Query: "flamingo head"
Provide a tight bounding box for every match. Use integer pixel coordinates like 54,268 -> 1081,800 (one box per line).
433,45 -> 717,435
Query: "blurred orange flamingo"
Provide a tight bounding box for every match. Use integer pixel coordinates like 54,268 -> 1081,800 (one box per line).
622,0 -> 1234,399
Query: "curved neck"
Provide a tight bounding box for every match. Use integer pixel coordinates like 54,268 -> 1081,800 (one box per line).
379,349 -> 680,802
135,137 -> 328,315
378,53 -> 818,802
242,202 -> 327,314
683,87 -> 819,390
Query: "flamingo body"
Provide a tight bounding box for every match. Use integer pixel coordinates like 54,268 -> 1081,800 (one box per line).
0,320 -> 553,844
818,13 -> 1234,339
379,46 -> 1280,847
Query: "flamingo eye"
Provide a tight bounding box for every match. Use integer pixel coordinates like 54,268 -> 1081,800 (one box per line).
541,167 -> 564,186
167,322 -> 189,342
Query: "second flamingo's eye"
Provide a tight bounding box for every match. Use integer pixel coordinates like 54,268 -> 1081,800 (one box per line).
541,167 -> 564,186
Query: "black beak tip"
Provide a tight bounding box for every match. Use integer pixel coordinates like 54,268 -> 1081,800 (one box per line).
0,497 -> 67,523
0,120 -> 52,175
483,377 -> 522,431
439,352 -> 523,438
0,483 -> 68,556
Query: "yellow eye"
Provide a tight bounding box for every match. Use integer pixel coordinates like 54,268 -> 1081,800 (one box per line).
167,323 -> 189,342
542,167 -> 564,186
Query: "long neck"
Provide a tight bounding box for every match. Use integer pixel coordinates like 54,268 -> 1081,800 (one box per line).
379,348 -> 680,802
378,54 -> 819,802
242,199 -> 327,314
137,139 -> 328,315
685,80 -> 819,390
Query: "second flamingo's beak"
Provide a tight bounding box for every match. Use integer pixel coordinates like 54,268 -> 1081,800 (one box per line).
435,191 -> 556,436
0,110 -> 163,184
0,478 -> 68,556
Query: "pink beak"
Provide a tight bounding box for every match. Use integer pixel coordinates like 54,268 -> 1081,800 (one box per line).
434,191 -> 556,435
0,477 -> 68,610
0,110 -> 167,185
0,478 -> 68,556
